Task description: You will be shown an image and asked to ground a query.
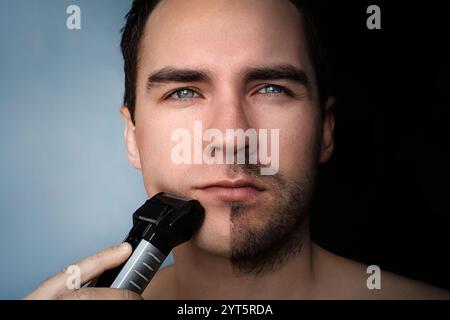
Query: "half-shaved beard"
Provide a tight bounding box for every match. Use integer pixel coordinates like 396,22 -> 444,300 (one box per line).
229,163 -> 315,276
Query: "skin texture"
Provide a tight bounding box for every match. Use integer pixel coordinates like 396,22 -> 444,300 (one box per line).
25,0 -> 449,299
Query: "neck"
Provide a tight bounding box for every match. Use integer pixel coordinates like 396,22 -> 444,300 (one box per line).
171,234 -> 317,299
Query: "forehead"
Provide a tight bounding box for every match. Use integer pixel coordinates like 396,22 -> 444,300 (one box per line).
139,0 -> 311,76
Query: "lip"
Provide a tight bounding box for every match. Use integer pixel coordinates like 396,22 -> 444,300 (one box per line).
196,179 -> 266,201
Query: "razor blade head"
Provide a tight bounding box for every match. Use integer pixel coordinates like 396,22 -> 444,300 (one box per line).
130,192 -> 205,255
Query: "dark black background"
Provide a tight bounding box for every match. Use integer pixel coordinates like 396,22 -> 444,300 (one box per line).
308,1 -> 450,290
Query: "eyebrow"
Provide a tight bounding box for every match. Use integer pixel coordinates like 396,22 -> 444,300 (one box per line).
146,64 -> 310,90
147,67 -> 211,90
244,64 -> 310,88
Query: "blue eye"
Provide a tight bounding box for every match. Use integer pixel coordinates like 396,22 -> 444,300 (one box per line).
166,85 -> 291,102
169,88 -> 199,100
258,85 -> 288,95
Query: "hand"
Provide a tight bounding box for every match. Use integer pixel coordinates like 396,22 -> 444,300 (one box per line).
24,243 -> 142,300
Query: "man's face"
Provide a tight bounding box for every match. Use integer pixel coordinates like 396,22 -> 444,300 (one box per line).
121,0 -> 334,273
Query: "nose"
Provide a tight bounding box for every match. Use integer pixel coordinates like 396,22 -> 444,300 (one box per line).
203,89 -> 256,165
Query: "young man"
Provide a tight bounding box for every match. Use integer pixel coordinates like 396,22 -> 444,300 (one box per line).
26,0 -> 449,299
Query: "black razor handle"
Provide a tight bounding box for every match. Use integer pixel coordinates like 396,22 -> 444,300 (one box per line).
90,192 -> 205,294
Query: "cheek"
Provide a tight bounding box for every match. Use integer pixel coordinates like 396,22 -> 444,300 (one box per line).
264,105 -> 321,176
135,117 -> 189,195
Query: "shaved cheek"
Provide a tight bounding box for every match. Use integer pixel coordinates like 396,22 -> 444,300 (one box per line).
135,123 -> 173,192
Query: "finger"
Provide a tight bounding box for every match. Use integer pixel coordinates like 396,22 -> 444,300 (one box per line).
26,243 -> 132,300
60,288 -> 142,300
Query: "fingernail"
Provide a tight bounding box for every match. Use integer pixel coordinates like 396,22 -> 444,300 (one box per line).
118,242 -> 130,250
114,243 -> 128,250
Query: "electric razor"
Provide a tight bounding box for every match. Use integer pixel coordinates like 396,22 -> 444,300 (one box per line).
89,192 -> 205,295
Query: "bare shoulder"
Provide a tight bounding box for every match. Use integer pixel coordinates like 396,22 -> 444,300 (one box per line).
142,264 -> 177,300
312,243 -> 450,300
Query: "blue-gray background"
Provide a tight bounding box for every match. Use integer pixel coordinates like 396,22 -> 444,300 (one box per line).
0,0 -> 173,299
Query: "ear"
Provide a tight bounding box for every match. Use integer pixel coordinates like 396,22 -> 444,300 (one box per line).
319,97 -> 336,164
120,106 -> 142,170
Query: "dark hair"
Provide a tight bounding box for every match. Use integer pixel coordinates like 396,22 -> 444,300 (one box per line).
120,0 -> 329,124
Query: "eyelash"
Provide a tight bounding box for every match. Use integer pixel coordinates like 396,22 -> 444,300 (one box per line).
165,84 -> 293,102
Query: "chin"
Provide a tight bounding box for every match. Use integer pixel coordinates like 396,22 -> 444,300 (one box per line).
189,204 -> 232,258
